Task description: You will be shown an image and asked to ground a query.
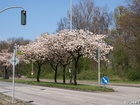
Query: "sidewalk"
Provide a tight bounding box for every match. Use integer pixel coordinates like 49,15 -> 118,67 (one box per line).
77,80 -> 140,88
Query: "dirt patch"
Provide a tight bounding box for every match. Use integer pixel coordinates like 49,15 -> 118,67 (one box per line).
0,93 -> 32,105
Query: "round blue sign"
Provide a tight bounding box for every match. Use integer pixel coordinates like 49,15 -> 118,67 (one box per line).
102,76 -> 109,85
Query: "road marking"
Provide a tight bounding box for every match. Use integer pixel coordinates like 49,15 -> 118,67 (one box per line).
64,96 -> 83,101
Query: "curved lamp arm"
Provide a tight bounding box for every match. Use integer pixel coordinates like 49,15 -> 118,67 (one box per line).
0,6 -> 24,13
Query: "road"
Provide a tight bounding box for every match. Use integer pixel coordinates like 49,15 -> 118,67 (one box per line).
0,81 -> 140,105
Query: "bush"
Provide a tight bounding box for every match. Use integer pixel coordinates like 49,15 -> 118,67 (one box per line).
127,69 -> 140,81
77,70 -> 98,80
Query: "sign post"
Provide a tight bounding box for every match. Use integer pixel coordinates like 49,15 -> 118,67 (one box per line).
96,48 -> 101,88
97,48 -> 101,88
9,44 -> 19,104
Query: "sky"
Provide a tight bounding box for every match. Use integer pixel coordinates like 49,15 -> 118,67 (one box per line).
0,0 -> 126,41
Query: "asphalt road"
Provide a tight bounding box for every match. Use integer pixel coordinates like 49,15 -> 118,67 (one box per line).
0,81 -> 140,105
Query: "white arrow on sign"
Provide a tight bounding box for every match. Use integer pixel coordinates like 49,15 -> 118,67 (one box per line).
103,77 -> 107,83
9,56 -> 19,65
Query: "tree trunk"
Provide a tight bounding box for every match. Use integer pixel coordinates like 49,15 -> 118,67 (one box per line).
69,68 -> 72,84
54,67 -> 58,83
74,60 -> 78,85
4,66 -> 9,79
37,65 -> 41,82
63,66 -> 66,84
69,59 -> 73,84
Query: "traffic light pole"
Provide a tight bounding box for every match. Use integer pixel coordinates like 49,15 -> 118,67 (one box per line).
0,6 -> 24,13
0,6 -> 26,25
12,44 -> 17,104
0,6 -> 26,104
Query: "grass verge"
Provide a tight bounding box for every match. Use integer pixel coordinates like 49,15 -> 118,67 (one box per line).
0,93 -> 29,105
0,78 -> 114,92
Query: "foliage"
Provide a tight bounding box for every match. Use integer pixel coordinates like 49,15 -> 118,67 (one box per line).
0,37 -> 30,79
111,0 -> 140,80
127,67 -> 140,81
77,70 -> 97,80
112,44 -> 129,78
19,29 -> 113,85
56,0 -> 112,34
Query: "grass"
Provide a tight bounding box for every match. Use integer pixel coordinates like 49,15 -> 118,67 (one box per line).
0,93 -> 28,105
0,78 -> 114,92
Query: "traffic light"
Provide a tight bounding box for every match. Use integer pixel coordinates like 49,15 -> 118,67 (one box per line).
21,10 -> 26,25
96,49 -> 98,60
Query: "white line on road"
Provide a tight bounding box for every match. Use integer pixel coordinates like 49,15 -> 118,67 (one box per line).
64,96 -> 83,101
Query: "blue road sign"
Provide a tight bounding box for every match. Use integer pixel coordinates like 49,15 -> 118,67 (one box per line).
102,76 -> 109,85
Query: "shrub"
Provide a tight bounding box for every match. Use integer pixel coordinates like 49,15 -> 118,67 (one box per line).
77,70 -> 98,80
127,69 -> 140,81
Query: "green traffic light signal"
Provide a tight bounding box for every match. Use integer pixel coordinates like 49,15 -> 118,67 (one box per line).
21,10 -> 26,25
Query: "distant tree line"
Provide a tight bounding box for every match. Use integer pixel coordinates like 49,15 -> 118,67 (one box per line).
0,37 -> 30,79
56,0 -> 140,80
